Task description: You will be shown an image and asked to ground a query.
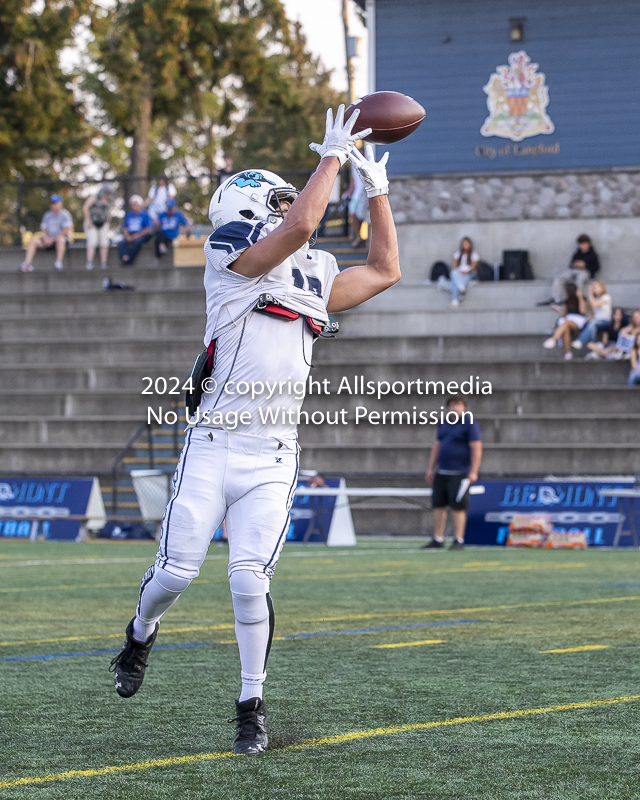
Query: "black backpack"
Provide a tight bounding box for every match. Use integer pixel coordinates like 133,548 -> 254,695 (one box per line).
89,201 -> 109,228
430,261 -> 450,282
499,250 -> 534,280
476,260 -> 495,281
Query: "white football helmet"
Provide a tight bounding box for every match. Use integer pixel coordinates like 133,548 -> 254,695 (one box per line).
208,169 -> 299,232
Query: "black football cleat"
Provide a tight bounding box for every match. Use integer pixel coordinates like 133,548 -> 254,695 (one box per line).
230,697 -> 268,755
448,540 -> 465,550
109,618 -> 158,698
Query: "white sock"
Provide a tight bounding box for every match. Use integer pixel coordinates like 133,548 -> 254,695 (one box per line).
230,571 -> 273,702
239,667 -> 267,702
236,615 -> 269,700
133,566 -> 191,642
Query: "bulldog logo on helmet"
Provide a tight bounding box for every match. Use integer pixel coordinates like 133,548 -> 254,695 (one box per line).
229,171 -> 277,189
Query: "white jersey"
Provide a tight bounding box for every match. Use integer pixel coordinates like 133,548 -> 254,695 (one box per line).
193,220 -> 339,440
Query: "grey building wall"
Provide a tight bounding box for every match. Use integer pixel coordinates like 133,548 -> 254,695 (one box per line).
375,0 -> 640,174
389,168 -> 640,282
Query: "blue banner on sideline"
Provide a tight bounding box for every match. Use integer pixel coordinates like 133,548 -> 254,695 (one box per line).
466,479 -> 635,546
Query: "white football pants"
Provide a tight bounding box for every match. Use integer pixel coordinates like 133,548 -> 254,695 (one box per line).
133,427 -> 299,697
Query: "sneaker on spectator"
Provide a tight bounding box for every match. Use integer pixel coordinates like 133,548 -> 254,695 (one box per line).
54,261 -> 63,270
421,539 -> 445,549
86,262 -> 94,271
100,262 -> 108,270
158,243 -> 167,255
585,351 -> 602,360
450,299 -> 459,308
543,337 -> 556,349
563,351 -> 573,360
571,340 -> 582,350
20,261 -> 34,273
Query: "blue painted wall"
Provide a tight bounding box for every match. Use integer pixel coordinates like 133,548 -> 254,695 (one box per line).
375,0 -> 640,173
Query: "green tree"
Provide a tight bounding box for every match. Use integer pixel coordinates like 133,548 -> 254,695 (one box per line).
0,0 -> 88,180
225,21 -> 344,176
86,0 -> 344,196
87,0 -> 280,195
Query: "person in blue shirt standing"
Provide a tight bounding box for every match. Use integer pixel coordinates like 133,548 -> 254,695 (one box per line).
118,195 -> 153,265
423,395 -> 483,550
154,198 -> 188,262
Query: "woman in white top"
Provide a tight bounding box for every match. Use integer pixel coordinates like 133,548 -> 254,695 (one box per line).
572,280 -> 612,350
450,237 -> 479,307
146,177 -> 177,220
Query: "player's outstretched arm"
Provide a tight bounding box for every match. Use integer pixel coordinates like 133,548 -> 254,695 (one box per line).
231,105 -> 371,279
327,145 -> 400,313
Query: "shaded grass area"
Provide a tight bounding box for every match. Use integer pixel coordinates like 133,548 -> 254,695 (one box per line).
1,540 -> 640,798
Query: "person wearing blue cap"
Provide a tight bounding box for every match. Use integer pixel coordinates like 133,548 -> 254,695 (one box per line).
118,195 -> 153,265
154,198 -> 188,262
20,195 -> 73,272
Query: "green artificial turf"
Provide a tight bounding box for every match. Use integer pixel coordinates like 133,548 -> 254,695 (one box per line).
1,539 -> 640,799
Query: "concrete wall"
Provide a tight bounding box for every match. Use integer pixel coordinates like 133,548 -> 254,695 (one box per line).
389,168 -> 640,281
395,216 -> 639,282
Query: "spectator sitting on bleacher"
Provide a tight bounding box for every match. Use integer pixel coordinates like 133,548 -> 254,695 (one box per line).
539,234 -> 600,305
154,199 -> 188,263
83,183 -> 115,271
628,333 -> 640,387
542,282 -> 587,360
449,237 -> 479,308
587,310 -> 640,361
585,307 -> 629,359
20,194 -> 73,273
118,195 -> 152,266
572,280 -> 612,351
146,176 -> 177,221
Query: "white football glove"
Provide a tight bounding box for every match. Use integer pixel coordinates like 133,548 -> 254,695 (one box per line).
348,144 -> 390,198
309,104 -> 372,167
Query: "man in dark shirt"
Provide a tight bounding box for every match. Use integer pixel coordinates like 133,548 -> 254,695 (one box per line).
423,396 -> 482,550
541,234 -> 601,304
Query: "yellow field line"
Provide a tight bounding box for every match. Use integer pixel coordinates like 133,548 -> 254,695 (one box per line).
0,624 -> 234,648
309,595 -> 640,623
0,582 -> 137,594
290,563 -> 587,582
0,562 -> 588,595
1,694 -> 638,791
540,645 -> 609,654
3,595 -> 639,648
371,639 -> 445,649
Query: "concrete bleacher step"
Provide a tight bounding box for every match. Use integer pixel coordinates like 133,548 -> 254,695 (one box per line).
0,265 -> 205,293
314,334 -> 593,361
0,443 -> 125,473
0,337 -> 202,365
0,357 -> 629,391
0,417 -> 143,444
0,312 -> 206,340
0,288 -> 206,316
297,442 -> 640,475
298,414 -> 640,446
2,242 -> 638,484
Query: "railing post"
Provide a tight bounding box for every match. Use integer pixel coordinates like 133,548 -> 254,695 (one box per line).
111,466 -> 118,515
148,423 -> 155,469
15,182 -> 24,246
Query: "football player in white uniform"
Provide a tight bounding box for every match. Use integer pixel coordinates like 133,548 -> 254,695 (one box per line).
110,106 -> 400,754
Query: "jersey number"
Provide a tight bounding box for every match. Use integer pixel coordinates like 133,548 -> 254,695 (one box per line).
292,268 -> 322,298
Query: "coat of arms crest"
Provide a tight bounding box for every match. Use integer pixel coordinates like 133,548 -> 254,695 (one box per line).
481,50 -> 554,142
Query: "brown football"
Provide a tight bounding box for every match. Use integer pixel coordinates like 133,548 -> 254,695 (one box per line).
344,91 -> 426,145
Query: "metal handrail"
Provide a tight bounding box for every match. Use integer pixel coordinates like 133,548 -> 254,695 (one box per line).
110,421 -> 152,514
